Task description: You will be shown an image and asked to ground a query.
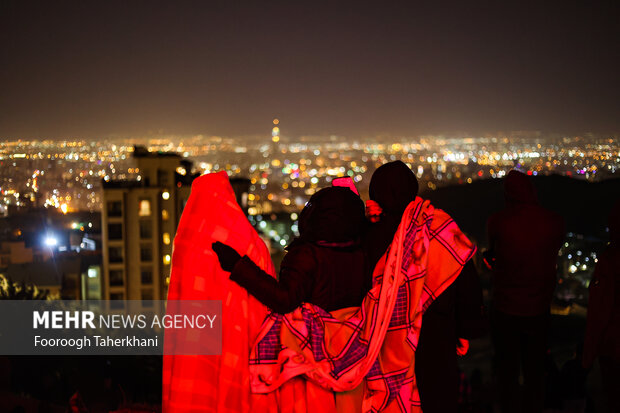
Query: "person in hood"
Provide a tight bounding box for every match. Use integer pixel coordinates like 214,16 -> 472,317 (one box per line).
365,160 -> 419,271
583,199 -> 620,413
365,161 -> 486,413
486,169 -> 565,413
213,186 -> 368,314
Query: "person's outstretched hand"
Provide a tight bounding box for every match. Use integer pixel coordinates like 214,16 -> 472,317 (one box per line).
212,241 -> 242,272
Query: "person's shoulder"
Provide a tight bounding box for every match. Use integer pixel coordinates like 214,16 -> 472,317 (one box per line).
487,208 -> 511,226
285,241 -> 315,255
539,204 -> 562,218
538,206 -> 565,228
282,242 -> 317,268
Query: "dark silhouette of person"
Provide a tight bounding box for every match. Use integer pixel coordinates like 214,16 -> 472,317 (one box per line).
560,342 -> 588,412
583,199 -> 620,413
365,161 -> 486,413
543,350 -> 563,412
213,186 -> 368,314
486,169 -> 565,413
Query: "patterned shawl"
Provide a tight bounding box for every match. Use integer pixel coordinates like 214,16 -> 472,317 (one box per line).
249,197 -> 476,412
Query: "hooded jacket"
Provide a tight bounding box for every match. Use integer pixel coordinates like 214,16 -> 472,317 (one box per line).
230,186 -> 368,314
487,170 -> 565,316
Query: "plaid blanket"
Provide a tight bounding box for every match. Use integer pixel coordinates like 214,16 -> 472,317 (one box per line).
249,197 -> 476,412
163,172 -> 277,413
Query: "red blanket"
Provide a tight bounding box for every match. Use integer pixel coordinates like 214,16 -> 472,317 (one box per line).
162,172 -> 276,413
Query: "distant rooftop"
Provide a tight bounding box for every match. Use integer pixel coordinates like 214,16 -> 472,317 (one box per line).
132,145 -> 181,158
103,146 -> 197,188
102,180 -> 144,189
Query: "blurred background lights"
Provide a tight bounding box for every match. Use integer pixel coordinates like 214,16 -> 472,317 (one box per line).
44,236 -> 58,247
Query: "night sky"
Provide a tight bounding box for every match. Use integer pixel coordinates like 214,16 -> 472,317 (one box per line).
1,0 -> 618,139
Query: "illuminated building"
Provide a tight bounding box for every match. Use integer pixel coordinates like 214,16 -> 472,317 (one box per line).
101,147 -> 193,300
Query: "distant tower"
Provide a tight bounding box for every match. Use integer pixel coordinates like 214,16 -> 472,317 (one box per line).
271,118 -> 280,153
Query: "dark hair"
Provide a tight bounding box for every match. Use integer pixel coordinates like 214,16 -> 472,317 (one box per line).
369,161 -> 418,216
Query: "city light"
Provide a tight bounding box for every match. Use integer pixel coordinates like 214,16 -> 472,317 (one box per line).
44,235 -> 58,247
139,200 -> 151,216
0,136 -> 617,278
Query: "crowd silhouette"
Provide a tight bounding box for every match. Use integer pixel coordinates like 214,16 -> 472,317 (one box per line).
205,162 -> 620,413
15,162 -> 612,412
201,162 -> 619,412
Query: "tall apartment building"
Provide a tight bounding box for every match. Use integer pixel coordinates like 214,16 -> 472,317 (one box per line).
101,147 -> 194,300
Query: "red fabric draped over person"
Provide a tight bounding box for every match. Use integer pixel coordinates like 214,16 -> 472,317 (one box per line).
249,197 -> 476,412
162,172 -> 276,413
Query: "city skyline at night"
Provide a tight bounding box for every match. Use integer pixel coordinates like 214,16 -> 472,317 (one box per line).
1,130 -> 617,214
1,2 -> 619,411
